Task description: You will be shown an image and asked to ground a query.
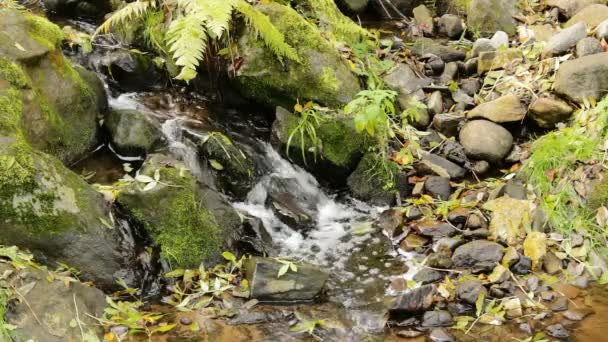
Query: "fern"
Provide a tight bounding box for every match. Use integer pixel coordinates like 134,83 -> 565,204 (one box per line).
165,13 -> 208,81
0,0 -> 24,9
234,0 -> 301,64
95,0 -> 155,35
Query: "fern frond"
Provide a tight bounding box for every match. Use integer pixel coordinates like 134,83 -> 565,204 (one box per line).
166,13 -> 208,81
234,0 -> 301,64
176,0 -> 235,39
95,0 -> 155,36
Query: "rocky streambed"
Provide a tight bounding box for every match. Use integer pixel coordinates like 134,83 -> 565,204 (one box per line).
3,0 -> 608,341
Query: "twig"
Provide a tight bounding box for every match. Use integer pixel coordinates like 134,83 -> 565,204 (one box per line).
73,293 -> 85,340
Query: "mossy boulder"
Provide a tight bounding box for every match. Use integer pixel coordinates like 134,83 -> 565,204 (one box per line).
347,153 -> 401,205
233,3 -> 361,108
197,132 -> 256,199
105,109 -> 161,156
0,10 -> 105,164
117,154 -> 243,268
271,107 -> 370,186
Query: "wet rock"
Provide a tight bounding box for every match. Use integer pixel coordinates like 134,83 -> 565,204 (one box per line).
378,208 -> 404,237
272,107 -> 368,185
414,269 -> 446,285
432,113 -> 464,138
3,263 -> 106,341
406,206 -> 424,220
440,62 -> 459,84
425,54 -> 446,75
554,53 -> 608,102
471,38 -> 496,58
502,246 -> 520,267
545,323 -> 570,339
401,234 -> 431,251
438,14 -> 464,39
463,229 -> 489,239
234,3 -> 360,107
541,290 -> 558,301
414,219 -> 457,238
433,237 -> 464,252
459,120 -> 514,162
117,154 -> 242,269
427,252 -> 455,269
411,38 -> 466,62
42,0 -> 111,18
478,48 -> 524,73
413,5 -> 434,35
416,153 -> 466,179
425,176 -> 453,200
565,4 -> 608,28
467,0 -> 518,35
428,91 -> 444,115
491,31 -> 510,48
512,256 -> 532,275
457,279 -> 487,305
245,257 -> 328,301
429,327 -> 455,342
563,308 -> 594,321
384,63 -> 431,98
543,22 -> 587,57
467,94 -> 526,123
452,240 -> 505,268
389,284 -> 437,313
528,96 -> 574,128
105,109 -> 160,156
421,310 -> 453,327
463,58 -> 478,74
269,192 -> 314,230
347,153 -> 400,205
576,37 -> 604,57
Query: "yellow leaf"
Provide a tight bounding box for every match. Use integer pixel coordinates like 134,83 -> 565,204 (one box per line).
524,232 -> 547,270
104,332 -> 116,341
294,103 -> 303,113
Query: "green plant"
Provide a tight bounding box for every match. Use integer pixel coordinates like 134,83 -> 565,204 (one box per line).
272,257 -> 299,278
286,101 -> 326,165
99,298 -> 175,339
96,0 -> 300,81
289,312 -> 326,336
344,89 -> 397,137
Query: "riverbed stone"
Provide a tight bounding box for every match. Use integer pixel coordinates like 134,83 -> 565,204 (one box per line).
471,38 -> 496,58
421,310 -> 453,327
545,323 -> 570,339
452,240 -> 505,268
467,94 -> 526,123
413,5 -> 434,35
491,31 -> 510,48
438,14 -> 464,39
414,269 -> 446,284
384,63 -> 431,98
429,328 -> 455,342
389,284 -> 437,313
528,96 -> 574,128
416,153 -> 466,179
565,4 -> 608,28
234,3 -> 360,108
597,18 -> 608,40
576,37 -> 604,57
245,257 -> 328,301
459,120 -> 514,162
554,53 -> 608,102
563,308 -> 594,321
477,49 -> 524,73
483,196 -> 533,246
424,176 -> 453,200
414,219 -> 457,237
105,109 -> 160,156
411,38 -> 467,62
457,278 -> 487,304
467,0 -> 518,36
432,113 -> 464,137
543,22 -> 587,57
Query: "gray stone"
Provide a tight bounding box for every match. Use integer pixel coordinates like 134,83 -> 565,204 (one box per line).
452,240 -> 505,268
384,63 -> 431,97
428,91 -> 444,115
467,0 -> 518,36
471,38 -> 496,58
460,78 -> 481,96
563,308 -> 594,321
477,48 -> 524,73
425,176 -> 453,200
438,14 -> 464,39
565,4 -> 608,28
429,328 -> 455,342
457,278 -> 487,304
105,109 -> 160,156
347,153 -> 399,205
490,31 -> 510,48
413,5 -> 434,35
411,38 -> 467,62
245,257 -> 328,301
543,22 -> 587,57
459,120 -> 514,162
554,53 -> 608,102
389,284 -> 437,313
432,113 -> 465,137
472,160 -> 490,174
576,37 -> 604,57
416,153 -> 466,179
440,62 -> 459,84
546,323 -> 570,339
547,0 -> 606,18
528,96 -> 574,128
415,219 -> 457,237
414,269 -> 447,285
597,18 -> 608,40
512,256 -> 532,274
467,94 -> 526,123
421,310 -> 454,327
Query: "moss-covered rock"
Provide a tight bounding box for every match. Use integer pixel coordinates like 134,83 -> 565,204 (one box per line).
0,10 -> 105,164
105,109 -> 161,156
117,154 -> 243,268
198,132 -> 256,199
467,0 -> 518,36
271,106 -> 370,186
347,153 -> 401,205
233,3 -> 361,108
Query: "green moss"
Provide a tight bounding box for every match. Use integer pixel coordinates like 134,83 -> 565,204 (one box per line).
300,0 -> 368,45
0,58 -> 29,89
24,13 -> 63,51
0,88 -> 23,135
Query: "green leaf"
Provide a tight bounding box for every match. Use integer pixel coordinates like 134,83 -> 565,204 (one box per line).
475,291 -> 485,317
222,251 -> 236,262
277,263 -> 289,278
209,159 -> 224,170
599,271 -> 608,285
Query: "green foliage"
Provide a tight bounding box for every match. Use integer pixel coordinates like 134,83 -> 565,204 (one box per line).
272,257 -> 299,278
101,297 -> 176,338
62,26 -> 93,53
344,89 -> 397,137
286,101 -> 326,165
289,312 -> 326,336
96,0 -> 300,82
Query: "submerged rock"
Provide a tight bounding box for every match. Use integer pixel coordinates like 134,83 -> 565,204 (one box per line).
105,109 -> 161,156
245,257 -> 328,301
459,120 -> 514,162
554,53 -> 608,102
117,154 -> 242,268
233,3 -> 360,108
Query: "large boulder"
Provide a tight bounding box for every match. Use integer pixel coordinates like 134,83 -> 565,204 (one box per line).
467,0 -> 518,36
104,109 -> 161,156
2,259 -> 106,341
554,53 -> 608,102
459,120 -> 513,162
271,107 -> 370,185
0,10 -> 105,164
233,3 -> 361,108
117,154 -> 243,268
